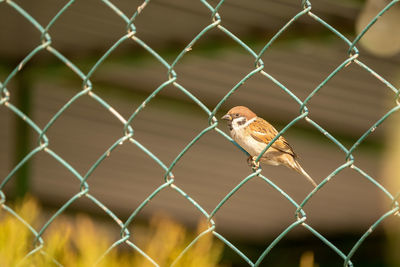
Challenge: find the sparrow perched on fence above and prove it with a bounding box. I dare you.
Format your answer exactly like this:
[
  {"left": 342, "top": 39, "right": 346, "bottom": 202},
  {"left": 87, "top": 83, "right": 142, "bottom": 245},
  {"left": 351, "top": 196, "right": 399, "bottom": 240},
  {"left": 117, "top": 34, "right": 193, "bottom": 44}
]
[{"left": 221, "top": 106, "right": 317, "bottom": 187}]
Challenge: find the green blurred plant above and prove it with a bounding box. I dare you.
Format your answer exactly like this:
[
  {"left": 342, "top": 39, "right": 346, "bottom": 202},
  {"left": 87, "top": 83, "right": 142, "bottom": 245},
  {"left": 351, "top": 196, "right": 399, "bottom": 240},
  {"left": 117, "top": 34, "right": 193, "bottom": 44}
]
[{"left": 0, "top": 197, "right": 226, "bottom": 266}]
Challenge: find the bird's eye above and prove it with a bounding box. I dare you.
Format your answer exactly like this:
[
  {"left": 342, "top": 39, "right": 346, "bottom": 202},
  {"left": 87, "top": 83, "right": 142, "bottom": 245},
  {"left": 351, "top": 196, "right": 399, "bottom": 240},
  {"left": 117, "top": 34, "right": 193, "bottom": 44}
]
[{"left": 235, "top": 113, "right": 239, "bottom": 117}]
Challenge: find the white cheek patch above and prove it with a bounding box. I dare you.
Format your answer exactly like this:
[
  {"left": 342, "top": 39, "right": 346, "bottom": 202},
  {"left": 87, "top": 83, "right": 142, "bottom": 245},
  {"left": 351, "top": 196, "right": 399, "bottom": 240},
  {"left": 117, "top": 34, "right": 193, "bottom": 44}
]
[
  {"left": 231, "top": 118, "right": 244, "bottom": 129},
  {"left": 233, "top": 117, "right": 256, "bottom": 129}
]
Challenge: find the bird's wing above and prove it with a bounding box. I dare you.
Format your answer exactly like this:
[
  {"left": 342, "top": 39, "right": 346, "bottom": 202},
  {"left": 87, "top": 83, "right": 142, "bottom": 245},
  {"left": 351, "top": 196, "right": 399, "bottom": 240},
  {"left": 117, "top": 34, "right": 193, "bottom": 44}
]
[{"left": 248, "top": 118, "right": 297, "bottom": 158}]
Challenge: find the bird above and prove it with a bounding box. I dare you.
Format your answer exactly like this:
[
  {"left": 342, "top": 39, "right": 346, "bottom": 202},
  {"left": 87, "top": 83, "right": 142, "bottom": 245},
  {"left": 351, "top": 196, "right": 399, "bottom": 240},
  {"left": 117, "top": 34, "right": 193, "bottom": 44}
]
[{"left": 221, "top": 106, "right": 317, "bottom": 187}]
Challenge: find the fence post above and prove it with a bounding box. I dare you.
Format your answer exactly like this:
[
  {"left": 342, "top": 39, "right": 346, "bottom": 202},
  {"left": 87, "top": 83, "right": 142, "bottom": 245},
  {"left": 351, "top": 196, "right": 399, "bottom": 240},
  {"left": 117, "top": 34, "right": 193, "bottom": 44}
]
[
  {"left": 382, "top": 73, "right": 400, "bottom": 267},
  {"left": 13, "top": 68, "right": 32, "bottom": 198}
]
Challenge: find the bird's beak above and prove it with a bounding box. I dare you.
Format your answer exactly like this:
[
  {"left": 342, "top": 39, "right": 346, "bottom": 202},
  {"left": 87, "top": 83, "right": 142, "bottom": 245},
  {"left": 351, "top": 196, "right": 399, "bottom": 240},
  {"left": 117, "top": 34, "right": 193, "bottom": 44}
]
[{"left": 221, "top": 114, "right": 232, "bottom": 121}]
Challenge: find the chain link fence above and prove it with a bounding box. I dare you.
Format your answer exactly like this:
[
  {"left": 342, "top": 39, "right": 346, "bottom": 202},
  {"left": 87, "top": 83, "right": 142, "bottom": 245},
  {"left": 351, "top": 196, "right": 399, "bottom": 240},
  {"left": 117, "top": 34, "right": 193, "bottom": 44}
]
[{"left": 1, "top": 0, "right": 400, "bottom": 266}]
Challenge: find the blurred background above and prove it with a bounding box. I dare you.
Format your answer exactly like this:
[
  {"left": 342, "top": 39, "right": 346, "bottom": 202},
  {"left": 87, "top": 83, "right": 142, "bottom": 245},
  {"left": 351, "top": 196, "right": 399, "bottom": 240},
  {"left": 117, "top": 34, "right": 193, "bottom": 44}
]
[{"left": 1, "top": 0, "right": 400, "bottom": 266}]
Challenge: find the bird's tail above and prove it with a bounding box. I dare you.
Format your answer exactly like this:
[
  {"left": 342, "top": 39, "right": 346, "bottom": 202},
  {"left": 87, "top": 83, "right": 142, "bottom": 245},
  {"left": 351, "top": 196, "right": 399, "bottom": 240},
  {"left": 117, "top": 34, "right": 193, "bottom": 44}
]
[{"left": 292, "top": 159, "right": 318, "bottom": 188}]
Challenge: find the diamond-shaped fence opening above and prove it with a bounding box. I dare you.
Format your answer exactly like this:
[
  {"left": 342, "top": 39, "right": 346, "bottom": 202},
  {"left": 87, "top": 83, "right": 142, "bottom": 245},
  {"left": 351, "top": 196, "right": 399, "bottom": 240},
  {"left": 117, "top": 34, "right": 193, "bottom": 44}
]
[{"left": 1, "top": 0, "right": 400, "bottom": 266}]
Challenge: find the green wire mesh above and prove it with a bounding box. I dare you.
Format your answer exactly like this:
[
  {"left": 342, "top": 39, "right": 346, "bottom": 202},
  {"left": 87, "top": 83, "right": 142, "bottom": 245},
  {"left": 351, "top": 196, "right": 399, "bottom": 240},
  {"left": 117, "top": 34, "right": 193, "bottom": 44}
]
[{"left": 1, "top": 0, "right": 400, "bottom": 266}]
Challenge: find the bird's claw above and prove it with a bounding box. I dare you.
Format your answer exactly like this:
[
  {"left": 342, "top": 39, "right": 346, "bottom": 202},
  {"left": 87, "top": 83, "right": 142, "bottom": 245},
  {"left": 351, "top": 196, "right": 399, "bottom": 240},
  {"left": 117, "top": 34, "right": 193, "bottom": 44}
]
[
  {"left": 247, "top": 156, "right": 260, "bottom": 170},
  {"left": 246, "top": 156, "right": 253, "bottom": 166}
]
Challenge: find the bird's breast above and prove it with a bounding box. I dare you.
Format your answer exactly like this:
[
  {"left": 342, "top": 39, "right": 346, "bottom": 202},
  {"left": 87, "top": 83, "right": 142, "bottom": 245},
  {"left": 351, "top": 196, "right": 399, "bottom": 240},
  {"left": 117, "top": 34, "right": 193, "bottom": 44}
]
[{"left": 230, "top": 127, "right": 266, "bottom": 157}]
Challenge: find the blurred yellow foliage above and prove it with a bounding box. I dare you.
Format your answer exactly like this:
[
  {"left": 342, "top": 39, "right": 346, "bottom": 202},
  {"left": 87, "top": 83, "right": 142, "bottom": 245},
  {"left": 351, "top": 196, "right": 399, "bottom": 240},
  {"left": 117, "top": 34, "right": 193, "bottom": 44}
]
[{"left": 0, "top": 197, "right": 225, "bottom": 267}]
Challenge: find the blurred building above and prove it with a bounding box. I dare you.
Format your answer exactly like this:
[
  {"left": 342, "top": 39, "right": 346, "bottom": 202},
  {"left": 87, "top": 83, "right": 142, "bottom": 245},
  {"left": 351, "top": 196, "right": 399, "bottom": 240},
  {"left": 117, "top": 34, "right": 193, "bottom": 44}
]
[{"left": 1, "top": 0, "right": 399, "bottom": 265}]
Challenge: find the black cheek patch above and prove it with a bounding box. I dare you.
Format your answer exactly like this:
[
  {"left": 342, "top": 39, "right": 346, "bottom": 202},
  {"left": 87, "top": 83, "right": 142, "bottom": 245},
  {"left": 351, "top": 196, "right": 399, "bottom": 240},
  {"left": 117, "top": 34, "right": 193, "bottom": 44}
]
[{"left": 237, "top": 119, "right": 246, "bottom": 126}]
